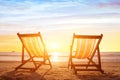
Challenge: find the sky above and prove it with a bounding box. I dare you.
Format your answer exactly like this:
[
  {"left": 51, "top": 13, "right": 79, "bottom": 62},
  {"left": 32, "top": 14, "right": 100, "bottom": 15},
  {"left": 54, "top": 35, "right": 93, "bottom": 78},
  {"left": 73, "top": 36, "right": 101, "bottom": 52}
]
[{"left": 0, "top": 0, "right": 120, "bottom": 52}]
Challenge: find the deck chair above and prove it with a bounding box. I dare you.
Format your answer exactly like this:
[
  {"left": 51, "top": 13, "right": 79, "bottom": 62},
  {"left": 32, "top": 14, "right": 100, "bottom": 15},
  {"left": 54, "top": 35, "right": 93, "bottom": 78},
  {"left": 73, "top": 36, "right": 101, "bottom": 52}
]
[
  {"left": 15, "top": 32, "right": 52, "bottom": 72},
  {"left": 68, "top": 33, "right": 104, "bottom": 74}
]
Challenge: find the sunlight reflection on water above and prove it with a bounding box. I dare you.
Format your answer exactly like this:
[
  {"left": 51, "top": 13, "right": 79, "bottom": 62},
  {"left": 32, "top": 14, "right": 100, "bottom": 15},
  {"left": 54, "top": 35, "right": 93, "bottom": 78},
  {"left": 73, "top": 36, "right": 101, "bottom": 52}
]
[{"left": 50, "top": 52, "right": 59, "bottom": 62}]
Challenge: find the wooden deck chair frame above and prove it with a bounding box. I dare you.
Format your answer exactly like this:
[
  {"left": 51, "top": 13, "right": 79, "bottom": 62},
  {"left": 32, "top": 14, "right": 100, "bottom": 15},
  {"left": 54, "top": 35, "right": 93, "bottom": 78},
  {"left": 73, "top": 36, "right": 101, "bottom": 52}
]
[
  {"left": 68, "top": 33, "right": 104, "bottom": 74},
  {"left": 15, "top": 32, "right": 52, "bottom": 72}
]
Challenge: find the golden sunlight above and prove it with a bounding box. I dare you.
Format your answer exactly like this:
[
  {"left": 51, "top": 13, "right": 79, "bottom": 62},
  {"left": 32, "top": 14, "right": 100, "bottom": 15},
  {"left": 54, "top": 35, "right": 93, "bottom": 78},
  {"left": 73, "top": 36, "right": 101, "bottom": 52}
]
[
  {"left": 51, "top": 52, "right": 59, "bottom": 62},
  {"left": 50, "top": 42, "right": 58, "bottom": 50},
  {"left": 47, "top": 42, "right": 60, "bottom": 62},
  {"left": 47, "top": 42, "right": 60, "bottom": 52}
]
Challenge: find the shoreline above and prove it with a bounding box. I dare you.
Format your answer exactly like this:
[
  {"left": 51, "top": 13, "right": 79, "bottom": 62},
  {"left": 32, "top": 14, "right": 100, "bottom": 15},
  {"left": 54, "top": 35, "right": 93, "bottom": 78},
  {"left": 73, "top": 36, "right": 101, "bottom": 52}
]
[{"left": 0, "top": 52, "right": 120, "bottom": 63}]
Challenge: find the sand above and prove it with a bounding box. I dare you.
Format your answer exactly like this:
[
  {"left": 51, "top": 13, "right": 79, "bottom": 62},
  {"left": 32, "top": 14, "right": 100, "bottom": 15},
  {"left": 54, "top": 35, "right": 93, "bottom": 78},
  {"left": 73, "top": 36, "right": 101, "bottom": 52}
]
[{"left": 0, "top": 61, "right": 120, "bottom": 80}]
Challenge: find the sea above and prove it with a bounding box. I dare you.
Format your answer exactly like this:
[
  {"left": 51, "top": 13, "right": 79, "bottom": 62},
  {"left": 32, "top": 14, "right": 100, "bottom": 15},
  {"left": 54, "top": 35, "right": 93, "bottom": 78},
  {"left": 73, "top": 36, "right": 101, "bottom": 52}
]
[{"left": 0, "top": 52, "right": 120, "bottom": 62}]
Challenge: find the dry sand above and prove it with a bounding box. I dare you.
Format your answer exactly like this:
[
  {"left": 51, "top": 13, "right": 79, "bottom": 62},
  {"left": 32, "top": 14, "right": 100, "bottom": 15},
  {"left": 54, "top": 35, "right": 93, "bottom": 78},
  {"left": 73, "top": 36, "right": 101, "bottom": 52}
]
[{"left": 0, "top": 61, "right": 120, "bottom": 80}]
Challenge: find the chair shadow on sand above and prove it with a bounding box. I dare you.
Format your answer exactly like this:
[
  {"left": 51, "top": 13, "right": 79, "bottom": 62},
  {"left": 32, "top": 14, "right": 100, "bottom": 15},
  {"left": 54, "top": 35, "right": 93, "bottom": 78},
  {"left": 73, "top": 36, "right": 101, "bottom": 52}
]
[
  {"left": 0, "top": 68, "right": 51, "bottom": 80},
  {"left": 76, "top": 72, "right": 120, "bottom": 80}
]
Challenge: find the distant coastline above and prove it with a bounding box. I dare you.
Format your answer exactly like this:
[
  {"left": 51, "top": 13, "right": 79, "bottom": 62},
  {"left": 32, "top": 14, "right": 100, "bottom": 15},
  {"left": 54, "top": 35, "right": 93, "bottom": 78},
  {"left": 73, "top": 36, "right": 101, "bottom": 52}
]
[{"left": 0, "top": 52, "right": 120, "bottom": 62}]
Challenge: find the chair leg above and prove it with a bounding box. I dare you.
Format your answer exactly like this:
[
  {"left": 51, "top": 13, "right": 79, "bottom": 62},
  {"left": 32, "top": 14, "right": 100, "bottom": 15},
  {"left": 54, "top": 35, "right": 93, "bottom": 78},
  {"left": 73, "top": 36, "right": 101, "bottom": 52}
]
[
  {"left": 47, "top": 58, "right": 52, "bottom": 68},
  {"left": 69, "top": 58, "right": 73, "bottom": 69},
  {"left": 86, "top": 58, "right": 97, "bottom": 69},
  {"left": 15, "top": 57, "right": 44, "bottom": 72},
  {"left": 15, "top": 58, "right": 32, "bottom": 70},
  {"left": 73, "top": 64, "right": 77, "bottom": 74},
  {"left": 100, "top": 70, "right": 104, "bottom": 74},
  {"left": 68, "top": 57, "right": 71, "bottom": 69},
  {"left": 44, "top": 56, "right": 52, "bottom": 68}
]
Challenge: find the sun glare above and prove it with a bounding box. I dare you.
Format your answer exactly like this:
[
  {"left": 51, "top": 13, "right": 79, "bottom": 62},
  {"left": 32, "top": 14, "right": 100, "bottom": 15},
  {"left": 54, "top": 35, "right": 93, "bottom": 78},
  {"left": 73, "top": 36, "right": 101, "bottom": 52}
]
[
  {"left": 52, "top": 52, "right": 58, "bottom": 56},
  {"left": 48, "top": 42, "right": 60, "bottom": 62},
  {"left": 51, "top": 42, "right": 58, "bottom": 50},
  {"left": 51, "top": 52, "right": 59, "bottom": 62}
]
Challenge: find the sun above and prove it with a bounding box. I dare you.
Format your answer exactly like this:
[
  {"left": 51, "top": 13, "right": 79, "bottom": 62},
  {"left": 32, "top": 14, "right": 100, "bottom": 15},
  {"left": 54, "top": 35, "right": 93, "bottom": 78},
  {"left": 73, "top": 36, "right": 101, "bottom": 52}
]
[
  {"left": 46, "top": 42, "right": 60, "bottom": 53},
  {"left": 50, "top": 42, "right": 58, "bottom": 50}
]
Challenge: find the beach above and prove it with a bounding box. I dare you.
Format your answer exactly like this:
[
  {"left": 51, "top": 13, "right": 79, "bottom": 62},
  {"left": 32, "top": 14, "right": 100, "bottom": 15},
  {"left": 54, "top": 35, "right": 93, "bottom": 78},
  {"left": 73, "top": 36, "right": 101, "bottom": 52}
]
[
  {"left": 0, "top": 61, "right": 120, "bottom": 80},
  {"left": 0, "top": 0, "right": 120, "bottom": 80}
]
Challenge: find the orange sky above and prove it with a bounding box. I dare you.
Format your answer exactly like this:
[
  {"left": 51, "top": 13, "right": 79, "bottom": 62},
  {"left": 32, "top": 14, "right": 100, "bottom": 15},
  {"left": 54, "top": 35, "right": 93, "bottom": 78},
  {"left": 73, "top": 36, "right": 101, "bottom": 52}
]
[{"left": 0, "top": 30, "right": 120, "bottom": 53}]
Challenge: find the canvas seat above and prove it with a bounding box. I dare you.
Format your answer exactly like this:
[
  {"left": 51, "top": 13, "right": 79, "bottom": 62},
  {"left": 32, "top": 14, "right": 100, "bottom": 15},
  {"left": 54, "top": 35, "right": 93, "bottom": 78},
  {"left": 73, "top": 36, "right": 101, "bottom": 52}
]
[
  {"left": 15, "top": 32, "right": 52, "bottom": 72},
  {"left": 68, "top": 33, "right": 104, "bottom": 74}
]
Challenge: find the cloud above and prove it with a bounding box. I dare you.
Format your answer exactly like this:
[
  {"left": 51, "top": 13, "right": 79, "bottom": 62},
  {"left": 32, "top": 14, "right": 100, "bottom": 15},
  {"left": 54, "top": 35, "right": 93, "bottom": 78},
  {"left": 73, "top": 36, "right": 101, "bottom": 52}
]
[
  {"left": 98, "top": 0, "right": 120, "bottom": 8},
  {"left": 0, "top": 0, "right": 120, "bottom": 33},
  {"left": 0, "top": 0, "right": 119, "bottom": 19}
]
